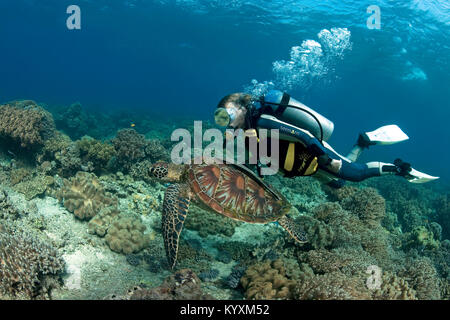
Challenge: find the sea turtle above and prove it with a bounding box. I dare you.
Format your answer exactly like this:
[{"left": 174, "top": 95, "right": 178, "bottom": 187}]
[{"left": 149, "top": 160, "right": 307, "bottom": 269}]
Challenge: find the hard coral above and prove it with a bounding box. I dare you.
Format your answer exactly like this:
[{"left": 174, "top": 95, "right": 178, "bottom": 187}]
[
  {"left": 112, "top": 129, "right": 147, "bottom": 171},
  {"left": 53, "top": 102, "right": 97, "bottom": 139},
  {"left": 145, "top": 139, "right": 169, "bottom": 162},
  {"left": 296, "top": 215, "right": 334, "bottom": 249},
  {"left": 104, "top": 213, "right": 151, "bottom": 254},
  {"left": 402, "top": 257, "right": 441, "bottom": 300},
  {"left": 0, "top": 223, "right": 65, "bottom": 299},
  {"left": 76, "top": 136, "right": 116, "bottom": 173},
  {"left": 88, "top": 207, "right": 120, "bottom": 237},
  {"left": 294, "top": 271, "right": 372, "bottom": 300},
  {"left": 128, "top": 269, "right": 214, "bottom": 300},
  {"left": 0, "top": 189, "right": 23, "bottom": 220},
  {"left": 0, "top": 101, "right": 55, "bottom": 149},
  {"left": 340, "top": 187, "right": 386, "bottom": 228},
  {"left": 435, "top": 194, "right": 450, "bottom": 240},
  {"left": 240, "top": 259, "right": 296, "bottom": 300},
  {"left": 185, "top": 207, "right": 242, "bottom": 238},
  {"left": 373, "top": 271, "right": 417, "bottom": 300},
  {"left": 13, "top": 174, "right": 54, "bottom": 200},
  {"left": 57, "top": 171, "right": 117, "bottom": 220}
]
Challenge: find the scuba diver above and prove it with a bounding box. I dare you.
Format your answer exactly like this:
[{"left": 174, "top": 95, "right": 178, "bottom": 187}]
[{"left": 214, "top": 90, "right": 439, "bottom": 187}]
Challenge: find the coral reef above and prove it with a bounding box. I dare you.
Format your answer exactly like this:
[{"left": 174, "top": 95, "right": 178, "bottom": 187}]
[
  {"left": 185, "top": 207, "right": 242, "bottom": 238},
  {"left": 76, "top": 136, "right": 116, "bottom": 173},
  {"left": 0, "top": 223, "right": 65, "bottom": 299},
  {"left": 111, "top": 129, "right": 169, "bottom": 173},
  {"left": 112, "top": 129, "right": 147, "bottom": 171},
  {"left": 104, "top": 213, "right": 151, "bottom": 254},
  {"left": 127, "top": 269, "right": 214, "bottom": 300},
  {"left": 402, "top": 257, "right": 441, "bottom": 300},
  {"left": 37, "top": 131, "right": 85, "bottom": 177},
  {"left": 362, "top": 176, "right": 435, "bottom": 232},
  {"left": 435, "top": 194, "right": 450, "bottom": 240},
  {"left": 0, "top": 189, "right": 23, "bottom": 220},
  {"left": 145, "top": 139, "right": 170, "bottom": 162},
  {"left": 294, "top": 270, "right": 372, "bottom": 300},
  {"left": 224, "top": 264, "right": 247, "bottom": 289},
  {"left": 0, "top": 101, "right": 55, "bottom": 149},
  {"left": 405, "top": 226, "right": 440, "bottom": 250},
  {"left": 12, "top": 174, "right": 54, "bottom": 200},
  {"left": 0, "top": 99, "right": 447, "bottom": 301},
  {"left": 52, "top": 102, "right": 98, "bottom": 140},
  {"left": 87, "top": 207, "right": 120, "bottom": 237},
  {"left": 198, "top": 269, "right": 220, "bottom": 282},
  {"left": 340, "top": 187, "right": 386, "bottom": 228},
  {"left": 373, "top": 271, "right": 417, "bottom": 300},
  {"left": 240, "top": 259, "right": 296, "bottom": 300},
  {"left": 57, "top": 171, "right": 117, "bottom": 220},
  {"left": 296, "top": 215, "right": 334, "bottom": 249}
]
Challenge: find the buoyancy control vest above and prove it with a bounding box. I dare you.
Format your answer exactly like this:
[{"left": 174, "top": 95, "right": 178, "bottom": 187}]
[{"left": 256, "top": 90, "right": 335, "bottom": 142}]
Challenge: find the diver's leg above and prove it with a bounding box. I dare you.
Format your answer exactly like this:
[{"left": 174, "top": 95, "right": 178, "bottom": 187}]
[
  {"left": 346, "top": 133, "right": 373, "bottom": 162},
  {"left": 332, "top": 161, "right": 384, "bottom": 182},
  {"left": 347, "top": 126, "right": 410, "bottom": 162},
  {"left": 336, "top": 160, "right": 410, "bottom": 182}
]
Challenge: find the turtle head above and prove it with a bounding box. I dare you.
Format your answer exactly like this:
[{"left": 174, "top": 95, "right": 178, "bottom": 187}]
[{"left": 150, "top": 161, "right": 184, "bottom": 182}]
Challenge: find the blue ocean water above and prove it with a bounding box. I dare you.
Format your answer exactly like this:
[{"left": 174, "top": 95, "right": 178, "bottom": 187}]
[{"left": 1, "top": 0, "right": 449, "bottom": 182}]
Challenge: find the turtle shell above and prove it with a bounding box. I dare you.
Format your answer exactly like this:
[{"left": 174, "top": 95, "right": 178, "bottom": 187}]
[{"left": 188, "top": 163, "right": 291, "bottom": 223}]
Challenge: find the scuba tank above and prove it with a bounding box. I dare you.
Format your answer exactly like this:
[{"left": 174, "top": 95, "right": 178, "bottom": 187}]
[{"left": 260, "top": 90, "right": 334, "bottom": 142}]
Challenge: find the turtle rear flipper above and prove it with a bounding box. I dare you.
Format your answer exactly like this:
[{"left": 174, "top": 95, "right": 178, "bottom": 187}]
[
  {"left": 278, "top": 215, "right": 308, "bottom": 243},
  {"left": 162, "top": 183, "right": 191, "bottom": 269}
]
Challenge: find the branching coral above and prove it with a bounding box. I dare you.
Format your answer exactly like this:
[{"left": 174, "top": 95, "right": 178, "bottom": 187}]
[
  {"left": 37, "top": 132, "right": 83, "bottom": 177},
  {"left": 76, "top": 136, "right": 116, "bottom": 173},
  {"left": 53, "top": 102, "right": 98, "bottom": 139},
  {"left": 296, "top": 215, "right": 334, "bottom": 249},
  {"left": 298, "top": 248, "right": 374, "bottom": 275},
  {"left": 0, "top": 189, "right": 23, "bottom": 220},
  {"left": 57, "top": 171, "right": 117, "bottom": 220},
  {"left": 112, "top": 129, "right": 147, "bottom": 171},
  {"left": 294, "top": 271, "right": 372, "bottom": 300},
  {"left": 0, "top": 223, "right": 65, "bottom": 299},
  {"left": 104, "top": 213, "right": 151, "bottom": 254},
  {"left": 435, "top": 194, "right": 450, "bottom": 240},
  {"left": 145, "top": 139, "right": 169, "bottom": 162},
  {"left": 405, "top": 226, "right": 440, "bottom": 250},
  {"left": 372, "top": 271, "right": 417, "bottom": 300},
  {"left": 0, "top": 101, "right": 55, "bottom": 149},
  {"left": 13, "top": 174, "right": 54, "bottom": 200},
  {"left": 324, "top": 185, "right": 358, "bottom": 202},
  {"left": 340, "top": 187, "right": 386, "bottom": 228},
  {"left": 402, "top": 257, "right": 441, "bottom": 300}
]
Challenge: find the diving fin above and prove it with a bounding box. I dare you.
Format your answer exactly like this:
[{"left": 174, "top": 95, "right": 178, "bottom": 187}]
[
  {"left": 364, "top": 125, "right": 409, "bottom": 146},
  {"left": 406, "top": 167, "right": 439, "bottom": 184}
]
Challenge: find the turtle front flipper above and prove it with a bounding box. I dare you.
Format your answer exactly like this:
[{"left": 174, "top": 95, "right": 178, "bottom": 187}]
[
  {"left": 162, "top": 183, "right": 191, "bottom": 269},
  {"left": 278, "top": 215, "right": 308, "bottom": 243}
]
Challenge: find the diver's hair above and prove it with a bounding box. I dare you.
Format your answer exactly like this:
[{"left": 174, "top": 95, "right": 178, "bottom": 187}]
[{"left": 217, "top": 93, "right": 253, "bottom": 110}]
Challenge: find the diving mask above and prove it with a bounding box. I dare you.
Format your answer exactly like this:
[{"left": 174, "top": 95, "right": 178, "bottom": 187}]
[{"left": 214, "top": 107, "right": 238, "bottom": 127}]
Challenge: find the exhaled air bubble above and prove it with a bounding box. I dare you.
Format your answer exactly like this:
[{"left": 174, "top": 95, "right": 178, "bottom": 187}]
[{"left": 244, "top": 27, "right": 352, "bottom": 95}]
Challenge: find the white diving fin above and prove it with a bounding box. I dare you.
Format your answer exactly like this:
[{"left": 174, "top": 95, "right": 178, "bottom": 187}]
[
  {"left": 365, "top": 125, "right": 409, "bottom": 146},
  {"left": 406, "top": 167, "right": 439, "bottom": 184}
]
